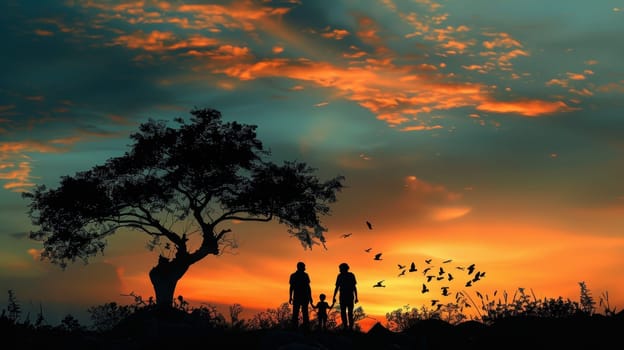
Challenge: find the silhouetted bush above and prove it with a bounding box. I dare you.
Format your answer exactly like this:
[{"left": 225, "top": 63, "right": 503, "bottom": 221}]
[{"left": 1, "top": 282, "right": 623, "bottom": 349}]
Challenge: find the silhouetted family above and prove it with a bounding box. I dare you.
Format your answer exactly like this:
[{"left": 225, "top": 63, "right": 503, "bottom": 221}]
[{"left": 288, "top": 261, "right": 358, "bottom": 331}]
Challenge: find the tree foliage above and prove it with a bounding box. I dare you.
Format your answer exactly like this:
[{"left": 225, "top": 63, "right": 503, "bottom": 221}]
[{"left": 23, "top": 107, "right": 345, "bottom": 305}]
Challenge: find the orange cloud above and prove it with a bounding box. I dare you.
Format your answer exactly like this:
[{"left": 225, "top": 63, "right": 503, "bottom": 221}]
[
  {"left": 50, "top": 136, "right": 82, "bottom": 145},
  {"left": 0, "top": 141, "right": 64, "bottom": 154},
  {"left": 596, "top": 82, "right": 624, "bottom": 93},
  {"left": 217, "top": 58, "right": 289, "bottom": 81},
  {"left": 376, "top": 112, "right": 409, "bottom": 125},
  {"left": 112, "top": 30, "right": 218, "bottom": 51},
  {"left": 211, "top": 45, "right": 251, "bottom": 59},
  {"left": 0, "top": 128, "right": 122, "bottom": 192},
  {"left": 402, "top": 12, "right": 431, "bottom": 37},
  {"left": 215, "top": 57, "right": 581, "bottom": 122},
  {"left": 186, "top": 45, "right": 252, "bottom": 60},
  {"left": 0, "top": 161, "right": 34, "bottom": 192},
  {"left": 27, "top": 248, "right": 41, "bottom": 260},
  {"left": 108, "top": 114, "right": 136, "bottom": 125},
  {"left": 0, "top": 141, "right": 64, "bottom": 192},
  {"left": 432, "top": 206, "right": 472, "bottom": 221},
  {"left": 476, "top": 99, "right": 574, "bottom": 117},
  {"left": 404, "top": 175, "right": 461, "bottom": 201},
  {"left": 34, "top": 29, "right": 54, "bottom": 36},
  {"left": 216, "top": 80, "right": 236, "bottom": 90},
  {"left": 395, "top": 176, "right": 470, "bottom": 221},
  {"left": 566, "top": 72, "right": 586, "bottom": 80},
  {"left": 400, "top": 124, "right": 443, "bottom": 131},
  {"left": 416, "top": 0, "right": 443, "bottom": 11},
  {"left": 569, "top": 88, "right": 593, "bottom": 97},
  {"left": 482, "top": 32, "right": 522, "bottom": 49},
  {"left": 546, "top": 79, "right": 568, "bottom": 88},
  {"left": 176, "top": 2, "right": 291, "bottom": 31},
  {"left": 76, "top": 0, "right": 581, "bottom": 126},
  {"left": 321, "top": 28, "right": 350, "bottom": 40},
  {"left": 354, "top": 14, "right": 383, "bottom": 47},
  {"left": 497, "top": 48, "right": 529, "bottom": 64},
  {"left": 75, "top": 0, "right": 292, "bottom": 32},
  {"left": 462, "top": 64, "right": 487, "bottom": 73}
]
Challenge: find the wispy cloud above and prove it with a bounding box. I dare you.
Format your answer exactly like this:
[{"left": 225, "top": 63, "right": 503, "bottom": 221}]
[
  {"left": 0, "top": 127, "right": 122, "bottom": 192},
  {"left": 40, "top": 0, "right": 588, "bottom": 130},
  {"left": 400, "top": 175, "right": 471, "bottom": 221},
  {"left": 476, "top": 99, "right": 575, "bottom": 117},
  {"left": 0, "top": 141, "right": 65, "bottom": 192}
]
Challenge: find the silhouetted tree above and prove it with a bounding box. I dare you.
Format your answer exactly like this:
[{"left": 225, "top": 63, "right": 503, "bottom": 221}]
[
  {"left": 23, "top": 107, "right": 345, "bottom": 309},
  {"left": 88, "top": 302, "right": 135, "bottom": 332},
  {"left": 6, "top": 290, "right": 21, "bottom": 323},
  {"left": 229, "top": 303, "right": 246, "bottom": 328},
  {"left": 579, "top": 281, "right": 595, "bottom": 315},
  {"left": 247, "top": 302, "right": 292, "bottom": 330},
  {"left": 57, "top": 314, "right": 84, "bottom": 333}
]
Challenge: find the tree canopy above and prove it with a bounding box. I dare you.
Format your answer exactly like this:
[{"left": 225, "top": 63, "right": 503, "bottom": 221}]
[{"left": 23, "top": 107, "right": 345, "bottom": 305}]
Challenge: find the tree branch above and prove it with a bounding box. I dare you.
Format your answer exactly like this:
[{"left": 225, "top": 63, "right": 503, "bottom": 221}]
[{"left": 136, "top": 205, "right": 184, "bottom": 248}]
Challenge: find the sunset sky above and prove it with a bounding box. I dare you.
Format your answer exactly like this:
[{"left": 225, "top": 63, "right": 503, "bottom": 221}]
[{"left": 1, "top": 0, "right": 624, "bottom": 330}]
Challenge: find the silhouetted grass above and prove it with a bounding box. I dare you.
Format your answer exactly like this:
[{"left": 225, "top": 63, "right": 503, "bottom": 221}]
[{"left": 2, "top": 282, "right": 622, "bottom": 349}]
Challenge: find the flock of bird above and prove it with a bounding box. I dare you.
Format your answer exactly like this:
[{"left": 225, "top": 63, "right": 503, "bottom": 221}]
[{"left": 339, "top": 220, "right": 487, "bottom": 309}]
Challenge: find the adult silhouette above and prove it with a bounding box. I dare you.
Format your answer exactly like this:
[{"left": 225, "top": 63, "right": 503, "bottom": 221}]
[
  {"left": 332, "top": 262, "right": 358, "bottom": 330},
  {"left": 289, "top": 261, "right": 313, "bottom": 330}
]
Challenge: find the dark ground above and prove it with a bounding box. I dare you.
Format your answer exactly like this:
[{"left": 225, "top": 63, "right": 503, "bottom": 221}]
[{"left": 5, "top": 313, "right": 623, "bottom": 349}]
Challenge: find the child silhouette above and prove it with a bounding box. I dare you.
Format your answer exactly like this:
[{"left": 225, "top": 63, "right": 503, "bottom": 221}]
[{"left": 312, "top": 293, "right": 335, "bottom": 330}]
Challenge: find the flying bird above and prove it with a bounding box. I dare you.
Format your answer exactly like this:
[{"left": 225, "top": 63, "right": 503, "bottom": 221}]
[
  {"left": 472, "top": 271, "right": 485, "bottom": 282},
  {"left": 373, "top": 280, "right": 386, "bottom": 288},
  {"left": 425, "top": 259, "right": 432, "bottom": 264},
  {"left": 467, "top": 264, "right": 476, "bottom": 275},
  {"left": 398, "top": 269, "right": 406, "bottom": 277},
  {"left": 442, "top": 259, "right": 452, "bottom": 264},
  {"left": 439, "top": 267, "right": 445, "bottom": 275},
  {"left": 423, "top": 267, "right": 432, "bottom": 274},
  {"left": 397, "top": 264, "right": 406, "bottom": 269},
  {"left": 340, "top": 233, "right": 353, "bottom": 238},
  {"left": 465, "top": 280, "right": 473, "bottom": 287},
  {"left": 366, "top": 221, "right": 373, "bottom": 230},
  {"left": 364, "top": 248, "right": 372, "bottom": 253},
  {"left": 422, "top": 284, "right": 430, "bottom": 293},
  {"left": 374, "top": 253, "right": 383, "bottom": 260},
  {"left": 447, "top": 273, "right": 454, "bottom": 281},
  {"left": 431, "top": 299, "right": 439, "bottom": 306},
  {"left": 409, "top": 262, "right": 417, "bottom": 272},
  {"left": 426, "top": 275, "right": 435, "bottom": 282},
  {"left": 441, "top": 286, "right": 450, "bottom": 296}
]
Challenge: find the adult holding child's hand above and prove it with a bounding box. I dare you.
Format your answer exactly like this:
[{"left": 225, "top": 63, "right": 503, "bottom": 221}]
[
  {"left": 332, "top": 262, "right": 358, "bottom": 330},
  {"left": 289, "top": 261, "right": 313, "bottom": 331}
]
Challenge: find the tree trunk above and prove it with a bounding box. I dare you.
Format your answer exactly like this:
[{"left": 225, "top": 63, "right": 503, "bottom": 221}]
[{"left": 149, "top": 255, "right": 191, "bottom": 308}]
